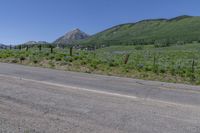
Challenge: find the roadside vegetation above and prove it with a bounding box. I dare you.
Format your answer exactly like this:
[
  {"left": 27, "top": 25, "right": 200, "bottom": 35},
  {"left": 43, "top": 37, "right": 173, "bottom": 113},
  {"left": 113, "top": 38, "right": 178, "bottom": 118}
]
[{"left": 0, "top": 42, "right": 200, "bottom": 85}]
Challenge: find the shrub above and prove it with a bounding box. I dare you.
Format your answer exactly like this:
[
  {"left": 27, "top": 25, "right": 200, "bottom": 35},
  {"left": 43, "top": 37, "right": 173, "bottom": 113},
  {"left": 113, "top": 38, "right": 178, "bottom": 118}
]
[
  {"left": 33, "top": 59, "right": 38, "bottom": 64},
  {"left": 144, "top": 66, "right": 152, "bottom": 71},
  {"left": 48, "top": 55, "right": 55, "bottom": 60},
  {"left": 80, "top": 60, "right": 87, "bottom": 65},
  {"left": 48, "top": 61, "right": 55, "bottom": 68},
  {"left": 137, "top": 64, "right": 144, "bottom": 70},
  {"left": 90, "top": 59, "right": 101, "bottom": 69},
  {"left": 154, "top": 39, "right": 171, "bottom": 48},
  {"left": 19, "top": 56, "right": 26, "bottom": 63},
  {"left": 64, "top": 56, "right": 73, "bottom": 62},
  {"left": 135, "top": 46, "right": 143, "bottom": 50},
  {"left": 159, "top": 68, "right": 166, "bottom": 73},
  {"left": 170, "top": 68, "right": 176, "bottom": 76},
  {"left": 176, "top": 41, "right": 185, "bottom": 45},
  {"left": 108, "top": 59, "right": 118, "bottom": 67},
  {"left": 55, "top": 56, "right": 62, "bottom": 61},
  {"left": 11, "top": 59, "right": 18, "bottom": 63}
]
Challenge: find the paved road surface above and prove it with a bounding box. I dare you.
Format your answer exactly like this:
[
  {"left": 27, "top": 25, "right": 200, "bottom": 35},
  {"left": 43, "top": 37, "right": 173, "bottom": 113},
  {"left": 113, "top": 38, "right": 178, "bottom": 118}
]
[{"left": 0, "top": 63, "right": 200, "bottom": 133}]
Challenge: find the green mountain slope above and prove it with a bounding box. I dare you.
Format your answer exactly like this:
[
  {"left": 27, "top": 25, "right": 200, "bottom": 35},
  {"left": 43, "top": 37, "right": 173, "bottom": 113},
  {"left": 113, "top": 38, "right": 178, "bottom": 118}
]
[{"left": 77, "top": 15, "right": 200, "bottom": 46}]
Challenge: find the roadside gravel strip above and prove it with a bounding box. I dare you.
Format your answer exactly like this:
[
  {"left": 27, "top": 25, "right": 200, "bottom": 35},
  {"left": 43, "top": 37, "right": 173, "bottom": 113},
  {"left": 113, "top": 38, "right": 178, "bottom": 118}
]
[{"left": 0, "top": 76, "right": 200, "bottom": 133}]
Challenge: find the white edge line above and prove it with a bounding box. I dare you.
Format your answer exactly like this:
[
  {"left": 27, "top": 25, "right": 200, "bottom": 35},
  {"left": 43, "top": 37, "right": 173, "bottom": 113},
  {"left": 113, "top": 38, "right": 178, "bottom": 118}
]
[
  {"left": 0, "top": 74, "right": 200, "bottom": 109},
  {"left": 0, "top": 74, "right": 137, "bottom": 99},
  {"left": 26, "top": 79, "right": 138, "bottom": 100}
]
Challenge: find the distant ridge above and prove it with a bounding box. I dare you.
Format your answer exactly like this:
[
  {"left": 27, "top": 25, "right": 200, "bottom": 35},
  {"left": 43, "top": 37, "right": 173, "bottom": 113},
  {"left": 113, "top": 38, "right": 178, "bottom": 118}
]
[
  {"left": 77, "top": 15, "right": 200, "bottom": 46},
  {"left": 0, "top": 43, "right": 8, "bottom": 49},
  {"left": 23, "top": 41, "right": 49, "bottom": 45},
  {"left": 91, "top": 15, "right": 193, "bottom": 35},
  {"left": 168, "top": 15, "right": 192, "bottom": 21}
]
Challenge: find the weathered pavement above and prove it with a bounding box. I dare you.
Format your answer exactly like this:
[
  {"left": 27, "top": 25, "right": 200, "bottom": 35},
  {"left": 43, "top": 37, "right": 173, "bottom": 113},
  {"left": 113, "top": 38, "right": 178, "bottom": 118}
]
[{"left": 0, "top": 63, "right": 200, "bottom": 133}]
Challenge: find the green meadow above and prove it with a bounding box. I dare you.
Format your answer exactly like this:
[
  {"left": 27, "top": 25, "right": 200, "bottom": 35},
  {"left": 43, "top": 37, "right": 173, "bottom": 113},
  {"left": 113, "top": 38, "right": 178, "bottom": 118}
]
[{"left": 0, "top": 43, "right": 200, "bottom": 85}]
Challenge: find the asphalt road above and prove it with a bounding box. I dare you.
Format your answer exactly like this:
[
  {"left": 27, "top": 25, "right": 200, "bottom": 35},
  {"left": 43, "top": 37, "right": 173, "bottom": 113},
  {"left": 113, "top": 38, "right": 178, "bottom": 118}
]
[{"left": 0, "top": 63, "right": 200, "bottom": 133}]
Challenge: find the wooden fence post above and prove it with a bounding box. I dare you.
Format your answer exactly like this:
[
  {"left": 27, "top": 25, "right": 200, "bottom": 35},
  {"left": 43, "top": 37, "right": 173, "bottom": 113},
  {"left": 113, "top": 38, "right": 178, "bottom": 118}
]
[
  {"left": 124, "top": 54, "right": 130, "bottom": 64},
  {"left": 70, "top": 47, "right": 73, "bottom": 56},
  {"left": 39, "top": 45, "right": 42, "bottom": 51},
  {"left": 191, "top": 59, "right": 195, "bottom": 82},
  {"left": 26, "top": 45, "right": 29, "bottom": 51},
  {"left": 51, "top": 46, "right": 54, "bottom": 53}
]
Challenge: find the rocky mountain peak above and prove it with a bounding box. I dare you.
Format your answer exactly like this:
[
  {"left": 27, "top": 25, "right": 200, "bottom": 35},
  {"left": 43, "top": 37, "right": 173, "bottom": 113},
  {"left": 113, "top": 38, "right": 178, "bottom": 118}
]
[{"left": 54, "top": 28, "right": 89, "bottom": 45}]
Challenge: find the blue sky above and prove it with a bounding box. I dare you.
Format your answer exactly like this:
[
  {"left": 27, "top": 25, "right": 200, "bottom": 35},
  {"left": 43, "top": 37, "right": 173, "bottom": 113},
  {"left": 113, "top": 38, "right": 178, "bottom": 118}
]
[{"left": 0, "top": 0, "right": 200, "bottom": 44}]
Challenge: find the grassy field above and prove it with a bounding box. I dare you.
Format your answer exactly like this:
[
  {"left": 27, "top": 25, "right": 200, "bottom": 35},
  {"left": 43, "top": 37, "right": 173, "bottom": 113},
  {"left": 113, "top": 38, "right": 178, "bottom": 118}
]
[{"left": 0, "top": 43, "right": 200, "bottom": 85}]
